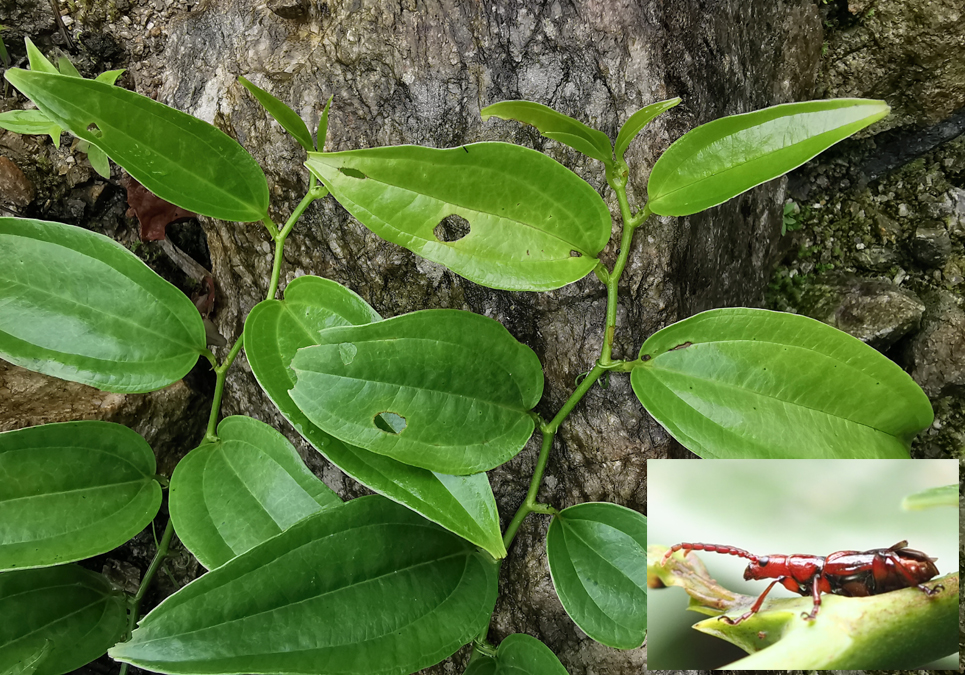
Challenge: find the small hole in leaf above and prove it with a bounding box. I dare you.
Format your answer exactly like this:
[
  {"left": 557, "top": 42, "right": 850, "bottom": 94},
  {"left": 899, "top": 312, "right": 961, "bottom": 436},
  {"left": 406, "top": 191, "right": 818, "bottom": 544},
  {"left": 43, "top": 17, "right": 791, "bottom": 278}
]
[
  {"left": 338, "top": 167, "right": 367, "bottom": 179},
  {"left": 374, "top": 412, "right": 407, "bottom": 434},
  {"left": 87, "top": 123, "right": 103, "bottom": 138},
  {"left": 434, "top": 214, "right": 471, "bottom": 243},
  {"left": 570, "top": 250, "right": 582, "bottom": 257}
]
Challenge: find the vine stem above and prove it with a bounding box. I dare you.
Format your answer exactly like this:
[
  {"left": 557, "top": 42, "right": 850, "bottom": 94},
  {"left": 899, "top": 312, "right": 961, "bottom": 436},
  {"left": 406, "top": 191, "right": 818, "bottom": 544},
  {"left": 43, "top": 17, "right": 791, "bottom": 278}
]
[
  {"left": 203, "top": 179, "right": 327, "bottom": 444},
  {"left": 474, "top": 167, "right": 649, "bottom": 650},
  {"left": 118, "top": 517, "right": 175, "bottom": 675}
]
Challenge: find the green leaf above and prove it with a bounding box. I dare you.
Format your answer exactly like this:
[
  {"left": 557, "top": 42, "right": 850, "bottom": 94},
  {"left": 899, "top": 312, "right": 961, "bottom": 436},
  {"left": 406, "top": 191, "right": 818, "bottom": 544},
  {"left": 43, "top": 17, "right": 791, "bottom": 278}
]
[
  {"left": 93, "top": 69, "right": 125, "bottom": 85},
  {"left": 480, "top": 100, "right": 613, "bottom": 165},
  {"left": 1, "top": 640, "right": 51, "bottom": 675},
  {"left": 55, "top": 57, "right": 80, "bottom": 78},
  {"left": 4, "top": 69, "right": 269, "bottom": 222},
  {"left": 238, "top": 75, "right": 314, "bottom": 152},
  {"left": 110, "top": 495, "right": 499, "bottom": 675},
  {"left": 0, "top": 421, "right": 161, "bottom": 570},
  {"left": 0, "top": 217, "right": 206, "bottom": 392},
  {"left": 901, "top": 485, "right": 958, "bottom": 510},
  {"left": 0, "top": 565, "right": 127, "bottom": 675},
  {"left": 24, "top": 38, "right": 57, "bottom": 74},
  {"left": 546, "top": 503, "right": 647, "bottom": 650},
  {"left": 169, "top": 415, "right": 341, "bottom": 570},
  {"left": 630, "top": 308, "right": 932, "bottom": 458},
  {"left": 317, "top": 95, "right": 332, "bottom": 151},
  {"left": 289, "top": 308, "right": 543, "bottom": 475},
  {"left": 466, "top": 635, "right": 569, "bottom": 675},
  {"left": 306, "top": 143, "right": 611, "bottom": 291},
  {"left": 0, "top": 110, "right": 62, "bottom": 146},
  {"left": 243, "top": 275, "right": 507, "bottom": 558},
  {"left": 85, "top": 142, "right": 110, "bottom": 178},
  {"left": 614, "top": 98, "right": 680, "bottom": 163},
  {"left": 463, "top": 654, "right": 498, "bottom": 675},
  {"left": 647, "top": 99, "right": 890, "bottom": 216}
]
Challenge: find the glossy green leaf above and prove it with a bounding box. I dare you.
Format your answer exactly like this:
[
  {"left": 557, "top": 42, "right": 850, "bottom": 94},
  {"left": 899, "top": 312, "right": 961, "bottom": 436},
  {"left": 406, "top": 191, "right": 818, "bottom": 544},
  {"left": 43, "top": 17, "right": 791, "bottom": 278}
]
[
  {"left": 85, "top": 142, "right": 110, "bottom": 178},
  {"left": 465, "top": 635, "right": 569, "bottom": 675},
  {"left": 110, "top": 495, "right": 499, "bottom": 675},
  {"left": 306, "top": 143, "right": 610, "bottom": 291},
  {"left": 169, "top": 415, "right": 341, "bottom": 570},
  {"left": 317, "top": 95, "right": 332, "bottom": 151},
  {"left": 244, "top": 275, "right": 507, "bottom": 558},
  {"left": 647, "top": 99, "right": 890, "bottom": 216},
  {"left": 0, "top": 218, "right": 205, "bottom": 392},
  {"left": 614, "top": 98, "right": 680, "bottom": 163},
  {"left": 24, "top": 38, "right": 57, "bottom": 74},
  {"left": 93, "top": 69, "right": 125, "bottom": 85},
  {"left": 239, "top": 75, "right": 314, "bottom": 152},
  {"left": 463, "top": 655, "right": 498, "bottom": 675},
  {"left": 55, "top": 57, "right": 80, "bottom": 78},
  {"left": 0, "top": 110, "right": 61, "bottom": 146},
  {"left": 481, "top": 100, "right": 613, "bottom": 165},
  {"left": 0, "top": 421, "right": 161, "bottom": 570},
  {"left": 0, "top": 565, "right": 127, "bottom": 675},
  {"left": 4, "top": 69, "right": 269, "bottom": 222},
  {"left": 290, "top": 308, "right": 543, "bottom": 475},
  {"left": 1, "top": 640, "right": 50, "bottom": 675},
  {"left": 546, "top": 503, "right": 647, "bottom": 650},
  {"left": 630, "top": 308, "right": 932, "bottom": 458}
]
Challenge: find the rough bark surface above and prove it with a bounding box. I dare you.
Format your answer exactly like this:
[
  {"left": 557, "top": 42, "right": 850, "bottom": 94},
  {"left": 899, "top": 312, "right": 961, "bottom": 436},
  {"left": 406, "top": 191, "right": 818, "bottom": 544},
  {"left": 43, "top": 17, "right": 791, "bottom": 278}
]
[
  {"left": 1, "top": 0, "right": 823, "bottom": 672},
  {"left": 146, "top": 1, "right": 820, "bottom": 672}
]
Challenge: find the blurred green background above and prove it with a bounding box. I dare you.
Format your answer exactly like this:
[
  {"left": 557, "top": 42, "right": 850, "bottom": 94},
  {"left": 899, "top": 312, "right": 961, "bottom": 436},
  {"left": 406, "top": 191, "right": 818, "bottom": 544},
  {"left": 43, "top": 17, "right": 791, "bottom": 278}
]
[{"left": 646, "top": 459, "right": 959, "bottom": 669}]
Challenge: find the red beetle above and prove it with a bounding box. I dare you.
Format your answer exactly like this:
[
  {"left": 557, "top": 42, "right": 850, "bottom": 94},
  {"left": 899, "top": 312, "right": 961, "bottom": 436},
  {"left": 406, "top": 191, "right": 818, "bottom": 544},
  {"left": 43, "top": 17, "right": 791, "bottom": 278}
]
[{"left": 662, "top": 540, "right": 942, "bottom": 624}]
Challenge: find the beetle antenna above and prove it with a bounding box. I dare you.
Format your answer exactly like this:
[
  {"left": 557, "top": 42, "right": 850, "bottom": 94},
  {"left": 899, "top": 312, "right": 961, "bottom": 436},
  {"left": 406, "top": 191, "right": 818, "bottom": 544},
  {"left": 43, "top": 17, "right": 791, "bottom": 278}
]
[{"left": 662, "top": 542, "right": 760, "bottom": 563}]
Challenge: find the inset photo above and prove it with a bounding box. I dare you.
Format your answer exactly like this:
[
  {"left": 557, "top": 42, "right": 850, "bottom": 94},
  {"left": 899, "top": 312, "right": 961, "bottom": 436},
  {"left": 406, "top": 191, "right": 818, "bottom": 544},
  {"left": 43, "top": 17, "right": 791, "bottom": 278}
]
[{"left": 646, "top": 459, "right": 958, "bottom": 670}]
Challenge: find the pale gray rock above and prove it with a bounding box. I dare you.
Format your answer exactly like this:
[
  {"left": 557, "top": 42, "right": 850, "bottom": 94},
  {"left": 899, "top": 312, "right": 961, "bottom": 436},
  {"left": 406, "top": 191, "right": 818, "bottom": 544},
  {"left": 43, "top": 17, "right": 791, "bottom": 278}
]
[{"left": 904, "top": 290, "right": 965, "bottom": 398}]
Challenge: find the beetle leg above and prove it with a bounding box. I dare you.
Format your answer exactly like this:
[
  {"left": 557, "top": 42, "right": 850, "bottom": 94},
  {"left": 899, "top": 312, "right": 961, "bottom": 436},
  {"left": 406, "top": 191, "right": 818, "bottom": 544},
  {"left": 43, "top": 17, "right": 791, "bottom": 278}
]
[
  {"left": 917, "top": 583, "right": 943, "bottom": 596},
  {"left": 720, "top": 578, "right": 784, "bottom": 625},
  {"left": 801, "top": 572, "right": 823, "bottom": 621}
]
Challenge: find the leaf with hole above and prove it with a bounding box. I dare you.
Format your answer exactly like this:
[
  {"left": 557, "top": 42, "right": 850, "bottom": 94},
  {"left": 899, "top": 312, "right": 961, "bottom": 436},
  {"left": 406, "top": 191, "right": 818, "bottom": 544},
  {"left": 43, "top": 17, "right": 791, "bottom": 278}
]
[
  {"left": 239, "top": 75, "right": 314, "bottom": 152},
  {"left": 614, "top": 97, "right": 680, "bottom": 163},
  {"left": 0, "top": 421, "right": 161, "bottom": 571},
  {"left": 0, "top": 565, "right": 127, "bottom": 675},
  {"left": 244, "top": 275, "right": 507, "bottom": 558},
  {"left": 481, "top": 99, "right": 613, "bottom": 165},
  {"left": 4, "top": 68, "right": 269, "bottom": 222},
  {"left": 109, "top": 496, "right": 499, "bottom": 675},
  {"left": 630, "top": 308, "right": 932, "bottom": 458},
  {"left": 546, "top": 502, "right": 647, "bottom": 649},
  {"left": 289, "top": 308, "right": 543, "bottom": 475},
  {"left": 306, "top": 142, "right": 610, "bottom": 291},
  {"left": 0, "top": 110, "right": 62, "bottom": 146},
  {"left": 647, "top": 99, "right": 890, "bottom": 216},
  {"left": 169, "top": 415, "right": 342, "bottom": 569},
  {"left": 464, "top": 635, "right": 569, "bottom": 675},
  {"left": 0, "top": 217, "right": 206, "bottom": 392}
]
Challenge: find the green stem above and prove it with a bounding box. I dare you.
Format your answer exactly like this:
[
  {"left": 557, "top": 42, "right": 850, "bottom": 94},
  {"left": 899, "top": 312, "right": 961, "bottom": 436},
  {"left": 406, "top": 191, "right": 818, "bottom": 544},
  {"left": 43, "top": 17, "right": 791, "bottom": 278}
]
[
  {"left": 204, "top": 181, "right": 328, "bottom": 443},
  {"left": 601, "top": 185, "right": 648, "bottom": 366},
  {"left": 119, "top": 516, "right": 175, "bottom": 675},
  {"left": 203, "top": 333, "right": 244, "bottom": 442}
]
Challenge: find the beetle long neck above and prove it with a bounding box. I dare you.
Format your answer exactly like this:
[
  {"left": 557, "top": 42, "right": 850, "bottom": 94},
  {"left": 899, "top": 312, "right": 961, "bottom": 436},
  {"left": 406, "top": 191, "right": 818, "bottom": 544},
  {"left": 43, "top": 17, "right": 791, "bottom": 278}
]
[{"left": 663, "top": 542, "right": 760, "bottom": 563}]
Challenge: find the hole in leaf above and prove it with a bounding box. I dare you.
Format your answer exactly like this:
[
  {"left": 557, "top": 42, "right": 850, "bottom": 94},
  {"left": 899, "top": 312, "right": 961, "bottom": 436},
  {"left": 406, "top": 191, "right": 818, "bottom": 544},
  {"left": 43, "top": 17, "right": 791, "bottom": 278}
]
[
  {"left": 374, "top": 412, "right": 407, "bottom": 434},
  {"left": 338, "top": 167, "right": 367, "bottom": 179},
  {"left": 434, "top": 214, "right": 471, "bottom": 243},
  {"left": 570, "top": 250, "right": 582, "bottom": 257},
  {"left": 87, "top": 123, "right": 103, "bottom": 138}
]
